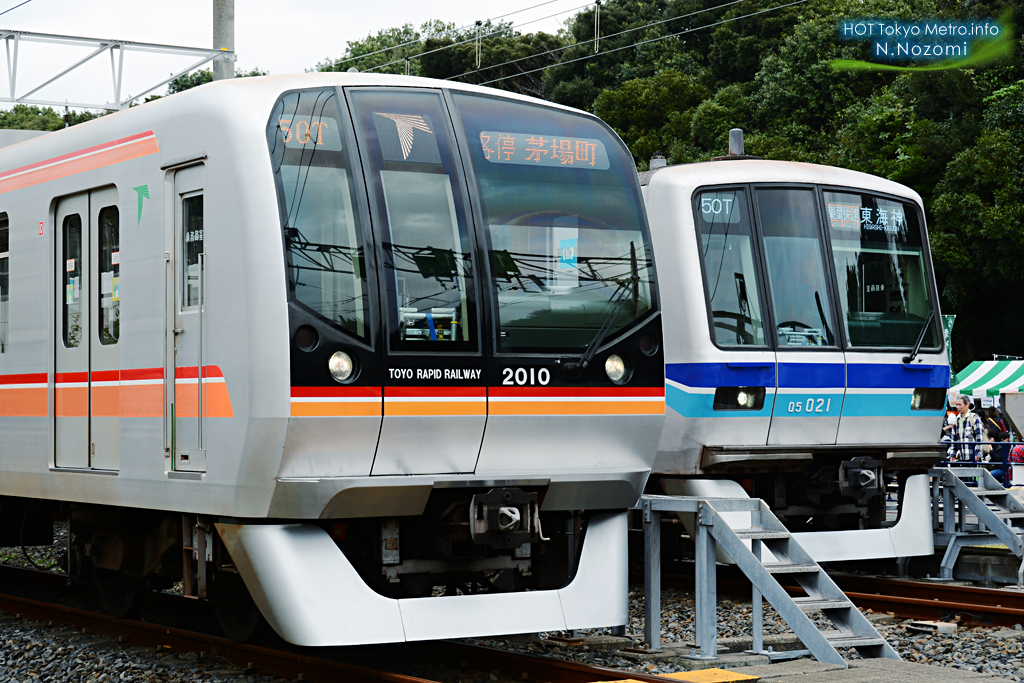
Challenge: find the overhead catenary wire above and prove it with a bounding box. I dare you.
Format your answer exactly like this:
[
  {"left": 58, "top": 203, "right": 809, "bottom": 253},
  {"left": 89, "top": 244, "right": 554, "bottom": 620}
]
[
  {"left": 445, "top": 0, "right": 752, "bottom": 81},
  {"left": 361, "top": 0, "right": 596, "bottom": 74},
  {"left": 0, "top": 0, "right": 32, "bottom": 17},
  {"left": 472, "top": 0, "right": 811, "bottom": 86},
  {"left": 325, "top": 0, "right": 570, "bottom": 70}
]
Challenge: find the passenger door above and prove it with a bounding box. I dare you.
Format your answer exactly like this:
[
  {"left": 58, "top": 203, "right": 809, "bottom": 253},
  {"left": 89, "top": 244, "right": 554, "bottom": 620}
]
[
  {"left": 170, "top": 165, "right": 206, "bottom": 472},
  {"left": 348, "top": 88, "right": 486, "bottom": 475},
  {"left": 754, "top": 187, "right": 844, "bottom": 445},
  {"left": 54, "top": 188, "right": 121, "bottom": 470}
]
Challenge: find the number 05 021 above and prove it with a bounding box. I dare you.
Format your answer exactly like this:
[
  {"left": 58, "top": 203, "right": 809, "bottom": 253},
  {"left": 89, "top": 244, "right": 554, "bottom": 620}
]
[{"left": 787, "top": 398, "right": 831, "bottom": 413}]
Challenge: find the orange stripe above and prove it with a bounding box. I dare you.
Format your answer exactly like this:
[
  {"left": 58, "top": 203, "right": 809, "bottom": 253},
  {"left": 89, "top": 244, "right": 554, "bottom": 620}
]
[
  {"left": 0, "top": 133, "right": 159, "bottom": 195},
  {"left": 489, "top": 399, "right": 665, "bottom": 416},
  {"left": 290, "top": 401, "right": 381, "bottom": 417},
  {"left": 90, "top": 385, "right": 120, "bottom": 417},
  {"left": 121, "top": 383, "right": 162, "bottom": 418},
  {"left": 384, "top": 400, "right": 487, "bottom": 417},
  {"left": 174, "top": 382, "right": 233, "bottom": 418},
  {"left": 0, "top": 387, "right": 47, "bottom": 416},
  {"left": 55, "top": 386, "right": 88, "bottom": 417}
]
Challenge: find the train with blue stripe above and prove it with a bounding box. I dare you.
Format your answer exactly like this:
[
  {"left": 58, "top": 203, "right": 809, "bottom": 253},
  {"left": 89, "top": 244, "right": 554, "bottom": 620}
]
[{"left": 641, "top": 145, "right": 949, "bottom": 533}]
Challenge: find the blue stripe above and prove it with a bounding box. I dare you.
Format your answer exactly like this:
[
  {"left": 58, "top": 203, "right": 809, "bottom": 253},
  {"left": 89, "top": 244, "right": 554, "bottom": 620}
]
[
  {"left": 843, "top": 392, "right": 946, "bottom": 417},
  {"left": 666, "top": 383, "right": 775, "bottom": 418},
  {"left": 666, "top": 362, "right": 775, "bottom": 388},
  {"left": 778, "top": 362, "right": 844, "bottom": 389},
  {"left": 847, "top": 363, "right": 949, "bottom": 389}
]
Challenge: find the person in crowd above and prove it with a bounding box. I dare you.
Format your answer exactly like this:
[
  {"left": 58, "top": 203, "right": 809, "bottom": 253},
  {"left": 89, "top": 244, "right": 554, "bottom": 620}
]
[
  {"left": 986, "top": 427, "right": 1010, "bottom": 483},
  {"left": 953, "top": 394, "right": 985, "bottom": 462},
  {"left": 987, "top": 407, "right": 1009, "bottom": 434}
]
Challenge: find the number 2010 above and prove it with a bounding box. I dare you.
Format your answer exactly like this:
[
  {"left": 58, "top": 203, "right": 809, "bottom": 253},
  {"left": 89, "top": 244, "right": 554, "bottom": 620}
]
[
  {"left": 788, "top": 398, "right": 831, "bottom": 413},
  {"left": 502, "top": 367, "right": 551, "bottom": 386}
]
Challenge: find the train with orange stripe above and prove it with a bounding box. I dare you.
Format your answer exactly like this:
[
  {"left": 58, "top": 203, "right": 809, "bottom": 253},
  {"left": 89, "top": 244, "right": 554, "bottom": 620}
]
[{"left": 0, "top": 74, "right": 665, "bottom": 644}]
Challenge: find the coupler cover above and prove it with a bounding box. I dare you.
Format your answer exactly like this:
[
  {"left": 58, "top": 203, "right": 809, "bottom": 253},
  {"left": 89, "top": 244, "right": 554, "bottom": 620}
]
[{"left": 469, "top": 488, "right": 540, "bottom": 549}]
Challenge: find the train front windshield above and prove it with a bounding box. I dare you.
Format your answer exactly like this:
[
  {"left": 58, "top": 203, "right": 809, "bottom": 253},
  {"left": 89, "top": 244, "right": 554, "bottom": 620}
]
[
  {"left": 825, "top": 191, "right": 938, "bottom": 348},
  {"left": 452, "top": 94, "right": 655, "bottom": 353}
]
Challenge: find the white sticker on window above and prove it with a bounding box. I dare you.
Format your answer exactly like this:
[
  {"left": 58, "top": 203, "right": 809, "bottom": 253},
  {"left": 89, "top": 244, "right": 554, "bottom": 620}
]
[
  {"left": 111, "top": 251, "right": 120, "bottom": 265},
  {"left": 66, "top": 258, "right": 75, "bottom": 272},
  {"left": 101, "top": 271, "right": 113, "bottom": 295}
]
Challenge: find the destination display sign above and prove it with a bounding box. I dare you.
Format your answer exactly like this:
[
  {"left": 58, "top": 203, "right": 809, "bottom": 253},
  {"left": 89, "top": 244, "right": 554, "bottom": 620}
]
[
  {"left": 278, "top": 115, "right": 343, "bottom": 151},
  {"left": 479, "top": 131, "right": 609, "bottom": 170}
]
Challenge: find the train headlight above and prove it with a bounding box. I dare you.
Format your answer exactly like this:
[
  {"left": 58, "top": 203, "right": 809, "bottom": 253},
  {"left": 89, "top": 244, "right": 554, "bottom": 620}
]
[
  {"left": 328, "top": 351, "right": 355, "bottom": 383},
  {"left": 605, "top": 354, "right": 628, "bottom": 384},
  {"left": 713, "top": 386, "right": 766, "bottom": 411}
]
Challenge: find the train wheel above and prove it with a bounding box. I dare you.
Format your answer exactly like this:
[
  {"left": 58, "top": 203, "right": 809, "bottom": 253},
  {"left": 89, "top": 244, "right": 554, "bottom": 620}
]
[
  {"left": 96, "top": 570, "right": 150, "bottom": 619},
  {"left": 210, "top": 571, "right": 268, "bottom": 643}
]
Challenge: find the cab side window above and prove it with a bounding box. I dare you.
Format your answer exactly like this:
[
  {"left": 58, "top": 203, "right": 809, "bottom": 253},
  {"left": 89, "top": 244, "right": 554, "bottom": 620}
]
[{"left": 694, "top": 189, "right": 766, "bottom": 346}]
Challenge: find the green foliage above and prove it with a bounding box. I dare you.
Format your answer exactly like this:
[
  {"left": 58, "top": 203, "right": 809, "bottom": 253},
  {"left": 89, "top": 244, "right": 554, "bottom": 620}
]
[
  {"left": 315, "top": 21, "right": 457, "bottom": 76},
  {"left": 305, "top": 0, "right": 1024, "bottom": 359},
  {"left": 166, "top": 66, "right": 268, "bottom": 95},
  {"left": 0, "top": 104, "right": 98, "bottom": 131}
]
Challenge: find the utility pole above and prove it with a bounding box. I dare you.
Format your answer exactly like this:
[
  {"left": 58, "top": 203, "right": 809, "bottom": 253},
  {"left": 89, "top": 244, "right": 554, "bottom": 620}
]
[{"left": 212, "top": 0, "right": 234, "bottom": 81}]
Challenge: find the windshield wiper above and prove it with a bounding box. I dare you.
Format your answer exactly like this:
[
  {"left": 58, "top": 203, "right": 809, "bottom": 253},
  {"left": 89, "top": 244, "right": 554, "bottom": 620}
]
[
  {"left": 564, "top": 242, "right": 639, "bottom": 376},
  {"left": 814, "top": 291, "right": 832, "bottom": 345},
  {"left": 903, "top": 309, "right": 936, "bottom": 364}
]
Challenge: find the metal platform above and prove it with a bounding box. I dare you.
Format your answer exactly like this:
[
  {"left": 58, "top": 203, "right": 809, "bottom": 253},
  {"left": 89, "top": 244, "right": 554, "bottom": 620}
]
[
  {"left": 635, "top": 494, "right": 899, "bottom": 669},
  {"left": 931, "top": 467, "right": 1024, "bottom": 585}
]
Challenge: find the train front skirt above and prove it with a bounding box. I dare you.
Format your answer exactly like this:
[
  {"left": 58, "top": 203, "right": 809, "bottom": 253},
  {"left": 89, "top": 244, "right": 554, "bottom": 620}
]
[{"left": 216, "top": 511, "right": 628, "bottom": 646}]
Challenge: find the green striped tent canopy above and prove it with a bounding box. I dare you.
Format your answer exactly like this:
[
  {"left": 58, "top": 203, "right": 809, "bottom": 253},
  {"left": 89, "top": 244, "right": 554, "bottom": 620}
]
[{"left": 950, "top": 360, "right": 1024, "bottom": 398}]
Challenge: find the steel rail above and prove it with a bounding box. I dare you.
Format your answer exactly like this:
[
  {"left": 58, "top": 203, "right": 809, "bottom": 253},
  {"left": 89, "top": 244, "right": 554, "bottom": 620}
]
[{"left": 652, "top": 571, "right": 1024, "bottom": 628}]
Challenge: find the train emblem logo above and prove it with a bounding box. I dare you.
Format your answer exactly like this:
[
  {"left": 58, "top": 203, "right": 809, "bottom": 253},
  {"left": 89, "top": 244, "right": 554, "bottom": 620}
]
[{"left": 375, "top": 113, "right": 433, "bottom": 160}]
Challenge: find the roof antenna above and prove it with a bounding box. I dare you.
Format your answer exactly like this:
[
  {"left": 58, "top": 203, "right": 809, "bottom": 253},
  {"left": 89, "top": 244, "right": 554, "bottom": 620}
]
[{"left": 728, "top": 128, "right": 744, "bottom": 156}]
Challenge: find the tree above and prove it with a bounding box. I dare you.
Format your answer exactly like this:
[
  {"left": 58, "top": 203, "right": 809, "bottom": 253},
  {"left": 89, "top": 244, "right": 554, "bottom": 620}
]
[
  {"left": 167, "top": 66, "right": 268, "bottom": 94},
  {"left": 316, "top": 21, "right": 455, "bottom": 76},
  {"left": 0, "top": 104, "right": 98, "bottom": 131},
  {"left": 419, "top": 29, "right": 566, "bottom": 98}
]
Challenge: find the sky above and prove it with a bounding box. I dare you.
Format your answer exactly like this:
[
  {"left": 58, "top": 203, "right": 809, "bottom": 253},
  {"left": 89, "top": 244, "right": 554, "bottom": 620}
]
[{"left": 0, "top": 0, "right": 576, "bottom": 110}]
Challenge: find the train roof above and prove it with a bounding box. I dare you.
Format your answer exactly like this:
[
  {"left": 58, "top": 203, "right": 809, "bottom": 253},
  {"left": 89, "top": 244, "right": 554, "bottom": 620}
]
[
  {"left": 0, "top": 73, "right": 589, "bottom": 179},
  {"left": 639, "top": 159, "right": 924, "bottom": 206}
]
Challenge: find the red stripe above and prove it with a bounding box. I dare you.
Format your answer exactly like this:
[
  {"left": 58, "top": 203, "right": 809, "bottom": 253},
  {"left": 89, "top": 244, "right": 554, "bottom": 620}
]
[
  {"left": 174, "top": 365, "right": 225, "bottom": 379},
  {"left": 91, "top": 370, "right": 119, "bottom": 382},
  {"left": 291, "top": 386, "right": 383, "bottom": 398},
  {"left": 488, "top": 386, "right": 665, "bottom": 398},
  {"left": 121, "top": 367, "right": 164, "bottom": 381},
  {"left": 55, "top": 372, "right": 89, "bottom": 383},
  {"left": 386, "top": 386, "right": 487, "bottom": 398},
  {"left": 0, "top": 131, "right": 155, "bottom": 180},
  {"left": 0, "top": 372, "right": 47, "bottom": 385}
]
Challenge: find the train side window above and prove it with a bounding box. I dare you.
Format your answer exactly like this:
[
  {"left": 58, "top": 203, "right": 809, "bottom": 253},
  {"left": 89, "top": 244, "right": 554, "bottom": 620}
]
[
  {"left": 755, "top": 188, "right": 837, "bottom": 348},
  {"left": 182, "top": 194, "right": 203, "bottom": 309},
  {"left": 98, "top": 206, "right": 119, "bottom": 344},
  {"left": 267, "top": 88, "right": 370, "bottom": 341},
  {"left": 0, "top": 213, "right": 7, "bottom": 353},
  {"left": 348, "top": 89, "right": 477, "bottom": 352},
  {"left": 62, "top": 213, "right": 83, "bottom": 348},
  {"left": 693, "top": 189, "right": 766, "bottom": 346}
]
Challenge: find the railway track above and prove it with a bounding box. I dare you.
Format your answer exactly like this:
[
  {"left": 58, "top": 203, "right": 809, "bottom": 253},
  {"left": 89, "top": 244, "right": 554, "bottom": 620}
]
[
  {"left": 0, "top": 564, "right": 670, "bottom": 683},
  {"left": 654, "top": 570, "right": 1024, "bottom": 629}
]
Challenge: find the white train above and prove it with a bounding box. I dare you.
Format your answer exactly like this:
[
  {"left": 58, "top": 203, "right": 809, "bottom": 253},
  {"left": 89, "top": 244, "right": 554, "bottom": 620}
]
[
  {"left": 641, "top": 139, "right": 948, "bottom": 544},
  {"left": 0, "top": 73, "right": 667, "bottom": 644}
]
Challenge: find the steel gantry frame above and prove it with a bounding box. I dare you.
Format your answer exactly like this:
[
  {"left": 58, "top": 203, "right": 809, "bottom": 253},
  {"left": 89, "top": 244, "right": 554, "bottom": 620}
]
[{"left": 0, "top": 29, "right": 236, "bottom": 111}]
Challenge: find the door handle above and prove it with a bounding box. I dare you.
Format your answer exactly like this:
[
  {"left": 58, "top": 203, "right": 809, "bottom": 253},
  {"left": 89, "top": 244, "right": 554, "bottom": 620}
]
[{"left": 173, "top": 327, "right": 183, "bottom": 335}]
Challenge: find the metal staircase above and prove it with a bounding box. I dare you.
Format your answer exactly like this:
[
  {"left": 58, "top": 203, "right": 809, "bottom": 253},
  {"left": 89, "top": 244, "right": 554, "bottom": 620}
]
[
  {"left": 932, "top": 467, "right": 1024, "bottom": 585},
  {"left": 639, "top": 495, "right": 900, "bottom": 668}
]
